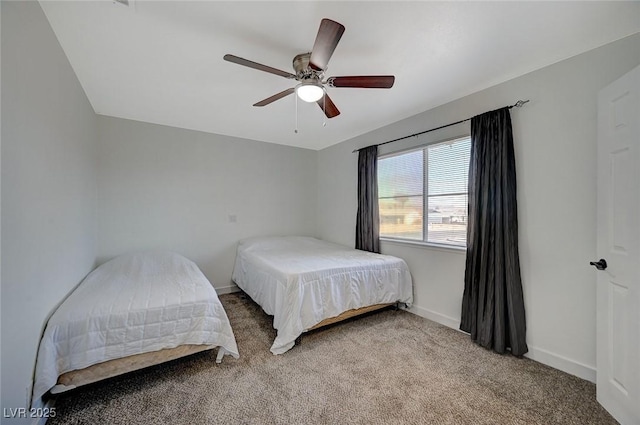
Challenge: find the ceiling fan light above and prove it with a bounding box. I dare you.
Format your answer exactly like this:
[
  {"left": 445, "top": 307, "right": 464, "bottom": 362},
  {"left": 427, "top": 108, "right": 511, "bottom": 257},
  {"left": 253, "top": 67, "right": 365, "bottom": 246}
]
[{"left": 296, "top": 83, "right": 324, "bottom": 102}]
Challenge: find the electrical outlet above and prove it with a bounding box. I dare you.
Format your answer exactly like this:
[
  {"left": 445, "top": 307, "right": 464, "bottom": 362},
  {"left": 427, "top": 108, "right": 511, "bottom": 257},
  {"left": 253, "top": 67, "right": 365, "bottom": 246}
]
[{"left": 228, "top": 214, "right": 237, "bottom": 223}]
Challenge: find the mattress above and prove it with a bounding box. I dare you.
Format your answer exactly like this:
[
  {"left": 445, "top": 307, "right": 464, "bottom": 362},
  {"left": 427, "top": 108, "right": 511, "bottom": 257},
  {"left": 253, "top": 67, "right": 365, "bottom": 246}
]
[
  {"left": 33, "top": 251, "right": 239, "bottom": 404},
  {"left": 231, "top": 236, "right": 413, "bottom": 354}
]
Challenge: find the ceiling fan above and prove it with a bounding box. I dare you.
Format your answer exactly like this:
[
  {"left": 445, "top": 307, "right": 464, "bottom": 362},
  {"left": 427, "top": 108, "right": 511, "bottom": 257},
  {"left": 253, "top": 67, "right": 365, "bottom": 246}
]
[{"left": 223, "top": 18, "right": 395, "bottom": 119}]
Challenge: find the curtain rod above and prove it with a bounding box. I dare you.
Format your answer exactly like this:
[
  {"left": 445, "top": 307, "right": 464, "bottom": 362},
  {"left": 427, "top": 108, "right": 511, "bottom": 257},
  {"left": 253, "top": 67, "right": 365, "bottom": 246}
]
[{"left": 352, "top": 99, "right": 530, "bottom": 153}]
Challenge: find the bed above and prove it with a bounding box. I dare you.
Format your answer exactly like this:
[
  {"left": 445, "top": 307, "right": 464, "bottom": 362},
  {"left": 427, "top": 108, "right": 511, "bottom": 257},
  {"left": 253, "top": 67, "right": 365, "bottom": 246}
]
[
  {"left": 231, "top": 236, "right": 413, "bottom": 354},
  {"left": 32, "top": 251, "right": 239, "bottom": 404}
]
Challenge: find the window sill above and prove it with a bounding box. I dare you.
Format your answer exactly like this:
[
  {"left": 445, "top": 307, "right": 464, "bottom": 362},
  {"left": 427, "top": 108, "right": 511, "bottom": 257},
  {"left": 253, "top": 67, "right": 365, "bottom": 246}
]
[{"left": 380, "top": 237, "right": 467, "bottom": 255}]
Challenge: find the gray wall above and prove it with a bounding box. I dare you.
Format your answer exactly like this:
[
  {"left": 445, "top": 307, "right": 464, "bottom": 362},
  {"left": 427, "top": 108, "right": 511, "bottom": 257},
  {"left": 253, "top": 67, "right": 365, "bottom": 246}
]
[
  {"left": 96, "top": 116, "right": 318, "bottom": 290},
  {"left": 1, "top": 0, "right": 98, "bottom": 415},
  {"left": 317, "top": 33, "right": 640, "bottom": 382}
]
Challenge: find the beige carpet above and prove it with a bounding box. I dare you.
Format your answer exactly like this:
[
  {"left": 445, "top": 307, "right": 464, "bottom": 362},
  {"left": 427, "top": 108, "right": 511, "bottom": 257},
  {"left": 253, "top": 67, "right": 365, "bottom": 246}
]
[{"left": 48, "top": 292, "right": 616, "bottom": 425}]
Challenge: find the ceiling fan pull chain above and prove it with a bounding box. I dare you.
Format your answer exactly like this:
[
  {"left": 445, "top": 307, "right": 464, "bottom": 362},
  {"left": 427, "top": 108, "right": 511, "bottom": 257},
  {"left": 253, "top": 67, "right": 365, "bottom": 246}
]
[
  {"left": 294, "top": 91, "right": 299, "bottom": 134},
  {"left": 323, "top": 90, "right": 327, "bottom": 127}
]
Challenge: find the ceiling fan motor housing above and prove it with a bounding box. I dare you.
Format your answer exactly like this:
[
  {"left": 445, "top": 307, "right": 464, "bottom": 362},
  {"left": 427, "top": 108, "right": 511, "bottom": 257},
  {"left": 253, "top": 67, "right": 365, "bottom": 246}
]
[{"left": 293, "top": 53, "right": 323, "bottom": 81}]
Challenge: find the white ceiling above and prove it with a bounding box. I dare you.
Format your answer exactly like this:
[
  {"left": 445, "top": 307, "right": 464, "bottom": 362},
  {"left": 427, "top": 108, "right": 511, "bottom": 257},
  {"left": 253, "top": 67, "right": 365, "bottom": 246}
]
[{"left": 40, "top": 1, "right": 640, "bottom": 150}]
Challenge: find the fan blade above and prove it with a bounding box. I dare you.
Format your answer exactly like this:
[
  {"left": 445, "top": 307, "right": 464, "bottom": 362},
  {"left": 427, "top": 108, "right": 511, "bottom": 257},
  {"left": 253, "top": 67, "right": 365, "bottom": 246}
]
[
  {"left": 224, "top": 54, "right": 296, "bottom": 79},
  {"left": 316, "top": 94, "right": 340, "bottom": 118},
  {"left": 309, "top": 19, "right": 345, "bottom": 71},
  {"left": 253, "top": 88, "right": 295, "bottom": 107},
  {"left": 328, "top": 76, "right": 395, "bottom": 89}
]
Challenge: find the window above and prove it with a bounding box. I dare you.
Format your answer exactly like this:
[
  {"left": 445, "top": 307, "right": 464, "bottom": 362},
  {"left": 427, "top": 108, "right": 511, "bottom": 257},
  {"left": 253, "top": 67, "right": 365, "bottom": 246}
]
[{"left": 377, "top": 136, "right": 471, "bottom": 247}]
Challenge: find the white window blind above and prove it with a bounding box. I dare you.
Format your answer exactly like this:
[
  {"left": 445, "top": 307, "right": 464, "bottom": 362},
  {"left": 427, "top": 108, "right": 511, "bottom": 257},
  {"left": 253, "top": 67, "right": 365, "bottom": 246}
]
[{"left": 378, "top": 136, "right": 471, "bottom": 247}]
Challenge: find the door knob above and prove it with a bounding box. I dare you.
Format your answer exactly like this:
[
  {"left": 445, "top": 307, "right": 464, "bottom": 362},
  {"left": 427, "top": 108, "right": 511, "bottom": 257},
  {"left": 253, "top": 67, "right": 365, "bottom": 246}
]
[{"left": 589, "top": 259, "right": 607, "bottom": 270}]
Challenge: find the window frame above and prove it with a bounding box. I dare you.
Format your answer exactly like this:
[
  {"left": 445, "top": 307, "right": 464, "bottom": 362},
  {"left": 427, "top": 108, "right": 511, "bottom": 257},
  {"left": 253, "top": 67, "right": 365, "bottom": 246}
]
[{"left": 377, "top": 135, "right": 470, "bottom": 251}]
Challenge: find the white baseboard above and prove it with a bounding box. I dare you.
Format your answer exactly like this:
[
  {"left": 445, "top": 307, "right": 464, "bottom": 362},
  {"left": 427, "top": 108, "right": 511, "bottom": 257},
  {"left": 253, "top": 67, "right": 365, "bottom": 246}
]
[
  {"left": 405, "top": 304, "right": 462, "bottom": 331},
  {"left": 524, "top": 345, "right": 596, "bottom": 383},
  {"left": 404, "top": 305, "right": 596, "bottom": 383},
  {"left": 215, "top": 284, "right": 240, "bottom": 295}
]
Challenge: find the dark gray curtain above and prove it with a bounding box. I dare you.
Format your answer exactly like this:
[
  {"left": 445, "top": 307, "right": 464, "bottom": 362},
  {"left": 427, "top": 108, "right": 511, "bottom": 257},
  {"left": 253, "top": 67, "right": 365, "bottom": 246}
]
[
  {"left": 355, "top": 145, "right": 381, "bottom": 253},
  {"left": 460, "top": 107, "right": 528, "bottom": 356}
]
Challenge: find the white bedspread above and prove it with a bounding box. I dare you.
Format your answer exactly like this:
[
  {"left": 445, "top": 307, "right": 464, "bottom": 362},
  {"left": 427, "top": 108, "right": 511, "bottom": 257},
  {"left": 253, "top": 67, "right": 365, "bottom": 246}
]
[
  {"left": 33, "top": 251, "right": 239, "bottom": 404},
  {"left": 231, "top": 236, "right": 413, "bottom": 354}
]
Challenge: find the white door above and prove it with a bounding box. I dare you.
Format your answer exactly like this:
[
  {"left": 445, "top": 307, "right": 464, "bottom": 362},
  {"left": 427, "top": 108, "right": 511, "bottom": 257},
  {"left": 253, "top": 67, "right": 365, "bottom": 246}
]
[{"left": 596, "top": 64, "right": 640, "bottom": 425}]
